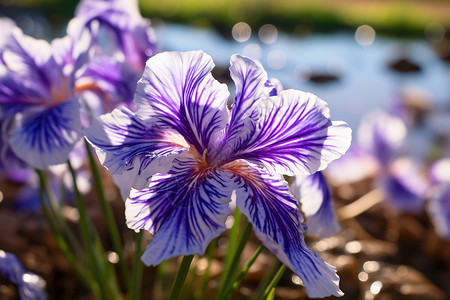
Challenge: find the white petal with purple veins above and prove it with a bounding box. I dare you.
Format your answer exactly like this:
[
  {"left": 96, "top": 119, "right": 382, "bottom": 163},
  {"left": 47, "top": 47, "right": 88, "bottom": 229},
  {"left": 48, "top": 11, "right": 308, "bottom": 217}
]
[
  {"left": 226, "top": 55, "right": 268, "bottom": 142},
  {"left": 126, "top": 153, "right": 233, "bottom": 265},
  {"left": 226, "top": 89, "right": 351, "bottom": 176},
  {"left": 8, "top": 98, "right": 82, "bottom": 169},
  {"left": 231, "top": 167, "right": 343, "bottom": 298},
  {"left": 135, "top": 51, "right": 230, "bottom": 152},
  {"left": 84, "top": 107, "right": 190, "bottom": 191}
]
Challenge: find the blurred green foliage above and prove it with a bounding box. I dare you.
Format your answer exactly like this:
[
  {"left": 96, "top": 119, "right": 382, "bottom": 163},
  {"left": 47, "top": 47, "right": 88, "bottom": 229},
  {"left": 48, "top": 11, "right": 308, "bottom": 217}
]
[{"left": 4, "top": 0, "right": 450, "bottom": 37}]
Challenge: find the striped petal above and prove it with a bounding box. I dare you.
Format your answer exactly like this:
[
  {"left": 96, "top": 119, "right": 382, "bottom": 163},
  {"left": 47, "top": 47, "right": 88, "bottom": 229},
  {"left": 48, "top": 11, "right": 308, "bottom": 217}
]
[
  {"left": 231, "top": 165, "right": 343, "bottom": 298},
  {"left": 0, "top": 28, "right": 54, "bottom": 105},
  {"left": 224, "top": 55, "right": 268, "bottom": 148},
  {"left": 292, "top": 172, "right": 340, "bottom": 238},
  {"left": 84, "top": 107, "right": 190, "bottom": 195},
  {"left": 226, "top": 89, "right": 351, "bottom": 176},
  {"left": 134, "top": 51, "right": 230, "bottom": 153},
  {"left": 76, "top": 56, "right": 139, "bottom": 110},
  {"left": 126, "top": 153, "right": 233, "bottom": 265},
  {"left": 8, "top": 98, "right": 82, "bottom": 169}
]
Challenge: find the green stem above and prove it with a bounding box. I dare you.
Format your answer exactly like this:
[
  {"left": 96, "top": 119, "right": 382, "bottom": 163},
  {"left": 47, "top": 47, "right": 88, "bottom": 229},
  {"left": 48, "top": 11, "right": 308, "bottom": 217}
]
[
  {"left": 194, "top": 238, "right": 217, "bottom": 300},
  {"left": 168, "top": 255, "right": 195, "bottom": 300},
  {"left": 35, "top": 170, "right": 84, "bottom": 255},
  {"left": 131, "top": 230, "right": 144, "bottom": 300},
  {"left": 216, "top": 215, "right": 252, "bottom": 299},
  {"left": 220, "top": 245, "right": 264, "bottom": 300},
  {"left": 85, "top": 139, "right": 131, "bottom": 292},
  {"left": 36, "top": 170, "right": 99, "bottom": 296},
  {"left": 68, "top": 160, "right": 117, "bottom": 300},
  {"left": 254, "top": 260, "right": 281, "bottom": 299},
  {"left": 262, "top": 264, "right": 287, "bottom": 300}
]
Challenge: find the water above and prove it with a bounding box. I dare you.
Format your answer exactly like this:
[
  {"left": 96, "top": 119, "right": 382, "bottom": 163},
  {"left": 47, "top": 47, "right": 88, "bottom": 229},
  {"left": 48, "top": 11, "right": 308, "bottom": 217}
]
[{"left": 155, "top": 23, "right": 450, "bottom": 131}]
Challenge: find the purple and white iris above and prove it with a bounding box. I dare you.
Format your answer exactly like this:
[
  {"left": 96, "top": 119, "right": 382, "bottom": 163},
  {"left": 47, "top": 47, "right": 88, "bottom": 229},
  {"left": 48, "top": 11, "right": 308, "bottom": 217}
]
[
  {"left": 68, "top": 0, "right": 158, "bottom": 110},
  {"left": 85, "top": 51, "right": 351, "bottom": 297},
  {"left": 0, "top": 27, "right": 91, "bottom": 170}
]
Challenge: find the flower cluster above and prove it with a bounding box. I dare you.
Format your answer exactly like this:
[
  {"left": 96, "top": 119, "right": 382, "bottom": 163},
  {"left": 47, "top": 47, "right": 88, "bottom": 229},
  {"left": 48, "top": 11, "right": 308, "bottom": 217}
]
[
  {"left": 85, "top": 50, "right": 352, "bottom": 297},
  {"left": 1, "top": 0, "right": 354, "bottom": 298},
  {"left": 0, "top": 0, "right": 157, "bottom": 173}
]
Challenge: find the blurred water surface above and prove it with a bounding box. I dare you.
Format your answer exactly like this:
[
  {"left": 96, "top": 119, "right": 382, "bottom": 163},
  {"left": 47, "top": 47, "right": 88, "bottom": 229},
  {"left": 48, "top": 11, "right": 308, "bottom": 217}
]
[{"left": 155, "top": 23, "right": 450, "bottom": 132}]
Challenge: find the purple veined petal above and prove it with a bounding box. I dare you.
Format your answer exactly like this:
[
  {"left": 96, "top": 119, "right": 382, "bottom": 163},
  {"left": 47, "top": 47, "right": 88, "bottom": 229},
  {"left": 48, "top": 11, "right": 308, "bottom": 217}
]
[
  {"left": 291, "top": 172, "right": 340, "bottom": 238},
  {"left": 72, "top": 0, "right": 144, "bottom": 29},
  {"left": 427, "top": 183, "right": 450, "bottom": 240},
  {"left": 126, "top": 153, "right": 233, "bottom": 265},
  {"left": 8, "top": 98, "right": 82, "bottom": 170},
  {"left": 357, "top": 110, "right": 407, "bottom": 166},
  {"left": 75, "top": 56, "right": 139, "bottom": 111},
  {"left": 378, "top": 157, "right": 427, "bottom": 213},
  {"left": 0, "top": 107, "right": 28, "bottom": 174},
  {"left": 0, "top": 18, "right": 16, "bottom": 63},
  {"left": 84, "top": 107, "right": 190, "bottom": 190},
  {"left": 264, "top": 77, "right": 283, "bottom": 97},
  {"left": 0, "top": 28, "right": 54, "bottom": 105},
  {"left": 226, "top": 89, "right": 352, "bottom": 176},
  {"left": 0, "top": 250, "right": 47, "bottom": 300},
  {"left": 135, "top": 51, "right": 230, "bottom": 153},
  {"left": 220, "top": 55, "right": 268, "bottom": 154},
  {"left": 230, "top": 165, "right": 343, "bottom": 298},
  {"left": 68, "top": 0, "right": 157, "bottom": 70},
  {"left": 111, "top": 154, "right": 175, "bottom": 201}
]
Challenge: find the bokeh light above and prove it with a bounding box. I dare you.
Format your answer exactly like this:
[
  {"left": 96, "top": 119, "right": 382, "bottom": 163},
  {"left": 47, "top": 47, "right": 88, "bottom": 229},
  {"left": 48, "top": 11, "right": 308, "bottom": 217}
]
[
  {"left": 425, "top": 21, "right": 446, "bottom": 43},
  {"left": 355, "top": 25, "right": 376, "bottom": 46},
  {"left": 242, "top": 43, "right": 262, "bottom": 59},
  {"left": 107, "top": 252, "right": 119, "bottom": 264},
  {"left": 267, "top": 49, "right": 286, "bottom": 70},
  {"left": 291, "top": 274, "right": 303, "bottom": 285},
  {"left": 293, "top": 64, "right": 312, "bottom": 83},
  {"left": 258, "top": 24, "right": 278, "bottom": 44},
  {"left": 232, "top": 22, "right": 251, "bottom": 42},
  {"left": 370, "top": 281, "right": 383, "bottom": 294}
]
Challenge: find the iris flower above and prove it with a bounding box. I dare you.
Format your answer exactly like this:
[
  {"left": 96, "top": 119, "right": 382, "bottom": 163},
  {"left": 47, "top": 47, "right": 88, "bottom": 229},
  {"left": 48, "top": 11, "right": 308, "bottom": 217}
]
[
  {"left": 0, "top": 250, "right": 47, "bottom": 300},
  {"left": 68, "top": 0, "right": 158, "bottom": 110},
  {"left": 327, "top": 110, "right": 426, "bottom": 212},
  {"left": 0, "top": 28, "right": 90, "bottom": 169},
  {"left": 0, "top": 22, "right": 121, "bottom": 170},
  {"left": 85, "top": 51, "right": 351, "bottom": 297}
]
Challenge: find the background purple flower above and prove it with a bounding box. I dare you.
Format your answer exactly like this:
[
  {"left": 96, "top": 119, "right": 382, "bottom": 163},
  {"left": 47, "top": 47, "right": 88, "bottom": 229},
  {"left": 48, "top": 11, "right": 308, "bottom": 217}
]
[
  {"left": 357, "top": 110, "right": 407, "bottom": 167},
  {"left": 428, "top": 158, "right": 450, "bottom": 240},
  {"left": 292, "top": 172, "right": 341, "bottom": 238},
  {"left": 0, "top": 250, "right": 47, "bottom": 300},
  {"left": 68, "top": 0, "right": 159, "bottom": 110},
  {"left": 0, "top": 28, "right": 87, "bottom": 169}
]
